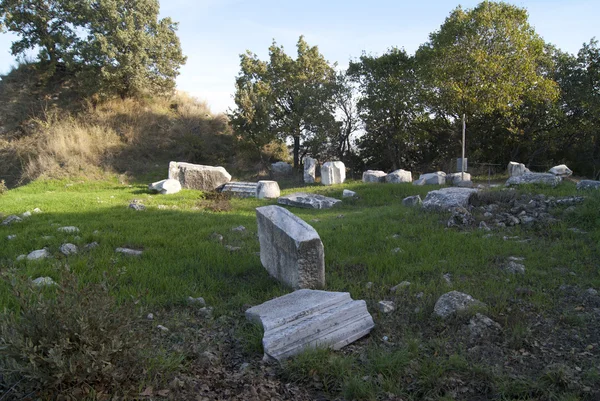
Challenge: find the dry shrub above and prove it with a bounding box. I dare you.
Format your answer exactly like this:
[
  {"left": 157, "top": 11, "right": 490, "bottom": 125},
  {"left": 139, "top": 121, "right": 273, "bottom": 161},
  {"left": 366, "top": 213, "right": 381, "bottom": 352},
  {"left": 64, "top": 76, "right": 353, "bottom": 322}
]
[
  {"left": 0, "top": 179, "right": 7, "bottom": 194},
  {"left": 0, "top": 273, "right": 149, "bottom": 399}
]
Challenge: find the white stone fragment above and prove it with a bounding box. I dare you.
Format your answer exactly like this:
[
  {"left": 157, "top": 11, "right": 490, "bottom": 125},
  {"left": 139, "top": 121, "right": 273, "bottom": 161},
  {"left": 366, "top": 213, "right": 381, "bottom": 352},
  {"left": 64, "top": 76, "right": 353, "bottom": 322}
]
[
  {"left": 402, "top": 195, "right": 422, "bottom": 207},
  {"left": 321, "top": 161, "right": 346, "bottom": 185},
  {"left": 7, "top": 235, "right": 16, "bottom": 240},
  {"left": 148, "top": 178, "right": 182, "bottom": 194},
  {"left": 257, "top": 180, "right": 281, "bottom": 199},
  {"left": 115, "top": 247, "right": 143, "bottom": 256},
  {"left": 33, "top": 208, "right": 42, "bottom": 213},
  {"left": 32, "top": 276, "right": 57, "bottom": 287},
  {"left": 246, "top": 289, "right": 374, "bottom": 361},
  {"left": 256, "top": 205, "right": 325, "bottom": 289},
  {"left": 22, "top": 211, "right": 32, "bottom": 218},
  {"left": 57, "top": 226, "right": 80, "bottom": 233},
  {"left": 433, "top": 291, "right": 485, "bottom": 319},
  {"left": 27, "top": 249, "right": 51, "bottom": 260},
  {"left": 304, "top": 157, "right": 317, "bottom": 183},
  {"left": 342, "top": 189, "right": 357, "bottom": 198},
  {"left": 278, "top": 192, "right": 341, "bottom": 209},
  {"left": 413, "top": 171, "right": 446, "bottom": 186},
  {"left": 506, "top": 173, "right": 562, "bottom": 187},
  {"left": 168, "top": 161, "right": 231, "bottom": 191},
  {"left": 378, "top": 300, "right": 395, "bottom": 313},
  {"left": 362, "top": 170, "right": 387, "bottom": 183},
  {"left": 59, "top": 243, "right": 78, "bottom": 255},
  {"left": 221, "top": 182, "right": 258, "bottom": 198},
  {"left": 548, "top": 164, "right": 573, "bottom": 177},
  {"left": 385, "top": 169, "right": 412, "bottom": 183},
  {"left": 507, "top": 162, "right": 530, "bottom": 177},
  {"left": 446, "top": 172, "right": 472, "bottom": 186}
]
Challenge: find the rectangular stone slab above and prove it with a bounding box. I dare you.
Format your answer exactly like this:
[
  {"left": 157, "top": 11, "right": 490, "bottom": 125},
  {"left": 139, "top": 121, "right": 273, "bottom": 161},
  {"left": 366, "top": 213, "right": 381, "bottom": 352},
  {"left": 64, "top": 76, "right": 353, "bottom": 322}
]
[
  {"left": 256, "top": 206, "right": 325, "bottom": 289},
  {"left": 221, "top": 182, "right": 258, "bottom": 198},
  {"left": 246, "top": 289, "right": 375, "bottom": 361}
]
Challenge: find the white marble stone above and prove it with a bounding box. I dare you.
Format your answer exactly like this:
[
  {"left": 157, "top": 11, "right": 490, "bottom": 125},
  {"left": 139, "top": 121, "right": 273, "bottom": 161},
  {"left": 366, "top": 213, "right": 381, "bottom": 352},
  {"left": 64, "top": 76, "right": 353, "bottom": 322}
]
[
  {"left": 256, "top": 206, "right": 325, "bottom": 289},
  {"left": 422, "top": 187, "right": 477, "bottom": 211},
  {"left": 342, "top": 189, "right": 357, "bottom": 198},
  {"left": 507, "top": 162, "right": 530, "bottom": 177},
  {"left": 168, "top": 161, "right": 231, "bottom": 191},
  {"left": 27, "top": 249, "right": 51, "bottom": 260},
  {"left": 385, "top": 169, "right": 412, "bottom": 183},
  {"left": 148, "top": 178, "right": 182, "bottom": 194},
  {"left": 548, "top": 164, "right": 573, "bottom": 177},
  {"left": 362, "top": 170, "right": 387, "bottom": 183},
  {"left": 115, "top": 247, "right": 143, "bottom": 256},
  {"left": 506, "top": 173, "right": 562, "bottom": 187},
  {"left": 246, "top": 289, "right": 374, "bottom": 361},
  {"left": 257, "top": 181, "right": 281, "bottom": 199},
  {"left": 321, "top": 161, "right": 346, "bottom": 185},
  {"left": 278, "top": 192, "right": 341, "bottom": 209},
  {"left": 57, "top": 226, "right": 80, "bottom": 233},
  {"left": 413, "top": 171, "right": 446, "bottom": 185},
  {"left": 221, "top": 182, "right": 258, "bottom": 198},
  {"left": 304, "top": 157, "right": 317, "bottom": 183}
]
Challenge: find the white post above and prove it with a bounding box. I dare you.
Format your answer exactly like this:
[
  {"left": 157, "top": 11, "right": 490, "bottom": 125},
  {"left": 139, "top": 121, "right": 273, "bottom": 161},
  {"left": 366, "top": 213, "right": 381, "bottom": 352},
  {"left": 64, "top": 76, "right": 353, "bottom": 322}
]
[{"left": 461, "top": 114, "right": 466, "bottom": 181}]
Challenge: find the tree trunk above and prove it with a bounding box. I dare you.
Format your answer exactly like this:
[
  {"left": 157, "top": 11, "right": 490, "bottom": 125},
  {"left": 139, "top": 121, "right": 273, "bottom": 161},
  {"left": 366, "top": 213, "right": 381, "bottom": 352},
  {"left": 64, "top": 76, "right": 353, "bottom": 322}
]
[{"left": 293, "top": 135, "right": 300, "bottom": 168}]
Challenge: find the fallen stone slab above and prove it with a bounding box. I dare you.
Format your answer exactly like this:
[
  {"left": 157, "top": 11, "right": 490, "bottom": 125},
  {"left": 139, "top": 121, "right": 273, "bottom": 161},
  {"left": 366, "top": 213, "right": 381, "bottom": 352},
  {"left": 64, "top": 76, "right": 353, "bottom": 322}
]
[
  {"left": 257, "top": 180, "right": 281, "bottom": 199},
  {"left": 548, "top": 164, "right": 572, "bottom": 177},
  {"left": 433, "top": 291, "right": 485, "bottom": 319},
  {"left": 168, "top": 161, "right": 231, "bottom": 191},
  {"left": 507, "top": 162, "right": 529, "bottom": 177},
  {"left": 402, "top": 195, "right": 422, "bottom": 207},
  {"left": 506, "top": 173, "right": 561, "bottom": 187},
  {"left": 246, "top": 289, "right": 374, "bottom": 361},
  {"left": 343, "top": 189, "right": 357, "bottom": 198},
  {"left": 422, "top": 187, "right": 477, "bottom": 211},
  {"left": 221, "top": 182, "right": 258, "bottom": 198},
  {"left": 362, "top": 170, "right": 387, "bottom": 183},
  {"left": 1, "top": 215, "right": 22, "bottom": 226},
  {"left": 57, "top": 226, "right": 80, "bottom": 233},
  {"left": 115, "top": 247, "right": 143, "bottom": 256},
  {"left": 385, "top": 169, "right": 412, "bottom": 183},
  {"left": 277, "top": 192, "right": 341, "bottom": 209},
  {"left": 27, "top": 249, "right": 51, "bottom": 260},
  {"left": 148, "top": 178, "right": 182, "bottom": 195},
  {"left": 321, "top": 161, "right": 346, "bottom": 185},
  {"left": 256, "top": 205, "right": 325, "bottom": 289},
  {"left": 304, "top": 157, "right": 317, "bottom": 183},
  {"left": 413, "top": 171, "right": 446, "bottom": 186},
  {"left": 577, "top": 180, "right": 600, "bottom": 190}
]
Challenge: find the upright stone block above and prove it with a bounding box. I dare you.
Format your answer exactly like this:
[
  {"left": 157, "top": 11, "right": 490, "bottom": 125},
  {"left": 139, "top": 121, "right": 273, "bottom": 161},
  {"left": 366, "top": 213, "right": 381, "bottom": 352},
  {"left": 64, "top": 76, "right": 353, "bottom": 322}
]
[
  {"left": 256, "top": 206, "right": 325, "bottom": 289},
  {"left": 304, "top": 157, "right": 317, "bottom": 183},
  {"left": 257, "top": 181, "right": 281, "bottom": 199},
  {"left": 507, "top": 162, "right": 529, "bottom": 177},
  {"left": 168, "top": 161, "right": 231, "bottom": 191},
  {"left": 385, "top": 169, "right": 412, "bottom": 183},
  {"left": 321, "top": 161, "right": 346, "bottom": 185},
  {"left": 362, "top": 170, "right": 387, "bottom": 183}
]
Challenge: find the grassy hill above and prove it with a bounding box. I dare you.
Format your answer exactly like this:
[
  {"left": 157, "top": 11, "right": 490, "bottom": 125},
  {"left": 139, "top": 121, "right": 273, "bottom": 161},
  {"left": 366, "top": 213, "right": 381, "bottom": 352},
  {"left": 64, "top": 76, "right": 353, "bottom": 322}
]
[{"left": 1, "top": 178, "right": 599, "bottom": 400}]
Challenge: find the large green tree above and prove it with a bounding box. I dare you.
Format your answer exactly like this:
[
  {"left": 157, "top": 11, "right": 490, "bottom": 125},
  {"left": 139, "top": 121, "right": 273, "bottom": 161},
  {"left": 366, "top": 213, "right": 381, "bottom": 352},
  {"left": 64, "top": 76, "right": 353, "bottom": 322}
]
[
  {"left": 0, "top": 0, "right": 185, "bottom": 98},
  {"left": 230, "top": 36, "right": 338, "bottom": 168},
  {"left": 416, "top": 1, "right": 558, "bottom": 160}
]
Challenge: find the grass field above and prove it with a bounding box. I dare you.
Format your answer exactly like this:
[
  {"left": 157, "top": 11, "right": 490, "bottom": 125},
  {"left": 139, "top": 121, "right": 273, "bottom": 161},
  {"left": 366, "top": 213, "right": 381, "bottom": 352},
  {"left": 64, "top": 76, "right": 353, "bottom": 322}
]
[{"left": 1, "top": 176, "right": 599, "bottom": 400}]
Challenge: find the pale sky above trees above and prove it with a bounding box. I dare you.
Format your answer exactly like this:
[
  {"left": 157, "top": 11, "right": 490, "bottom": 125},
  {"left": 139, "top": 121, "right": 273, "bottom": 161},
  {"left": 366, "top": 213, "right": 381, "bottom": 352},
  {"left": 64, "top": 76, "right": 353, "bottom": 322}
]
[{"left": 0, "top": 0, "right": 596, "bottom": 113}]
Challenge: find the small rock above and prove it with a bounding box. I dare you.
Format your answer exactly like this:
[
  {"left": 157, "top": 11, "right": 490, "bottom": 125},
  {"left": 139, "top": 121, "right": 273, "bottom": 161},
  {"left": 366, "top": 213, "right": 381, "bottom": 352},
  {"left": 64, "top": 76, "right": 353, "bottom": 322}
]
[
  {"left": 504, "top": 261, "right": 525, "bottom": 274},
  {"left": 2, "top": 215, "right": 22, "bottom": 226},
  {"left": 391, "top": 247, "right": 403, "bottom": 254},
  {"left": 468, "top": 313, "right": 502, "bottom": 341},
  {"left": 337, "top": 214, "right": 345, "bottom": 219},
  {"left": 187, "top": 296, "right": 206, "bottom": 306},
  {"left": 586, "top": 288, "right": 598, "bottom": 296},
  {"left": 443, "top": 273, "right": 452, "bottom": 285},
  {"left": 83, "top": 242, "right": 99, "bottom": 251},
  {"left": 27, "top": 249, "right": 51, "bottom": 260},
  {"left": 224, "top": 245, "right": 241, "bottom": 252},
  {"left": 365, "top": 282, "right": 373, "bottom": 289},
  {"left": 416, "top": 292, "right": 424, "bottom": 299},
  {"left": 478, "top": 221, "right": 491, "bottom": 231},
  {"left": 33, "top": 208, "right": 42, "bottom": 213},
  {"left": 157, "top": 325, "right": 169, "bottom": 332},
  {"left": 343, "top": 189, "right": 357, "bottom": 198},
  {"left": 22, "top": 211, "right": 32, "bottom": 218},
  {"left": 209, "top": 232, "right": 224, "bottom": 242},
  {"left": 378, "top": 301, "right": 395, "bottom": 313},
  {"left": 57, "top": 226, "right": 79, "bottom": 233},
  {"left": 198, "top": 307, "right": 213, "bottom": 318},
  {"left": 232, "top": 225, "right": 246, "bottom": 232},
  {"left": 16, "top": 254, "right": 26, "bottom": 261},
  {"left": 32, "top": 276, "right": 56, "bottom": 287},
  {"left": 129, "top": 203, "right": 146, "bottom": 211},
  {"left": 59, "top": 243, "right": 78, "bottom": 256},
  {"left": 390, "top": 281, "right": 411, "bottom": 292},
  {"left": 433, "top": 291, "right": 485, "bottom": 319},
  {"left": 115, "top": 247, "right": 143, "bottom": 256},
  {"left": 147, "top": 313, "right": 154, "bottom": 320},
  {"left": 7, "top": 235, "right": 16, "bottom": 240},
  {"left": 402, "top": 195, "right": 422, "bottom": 207}
]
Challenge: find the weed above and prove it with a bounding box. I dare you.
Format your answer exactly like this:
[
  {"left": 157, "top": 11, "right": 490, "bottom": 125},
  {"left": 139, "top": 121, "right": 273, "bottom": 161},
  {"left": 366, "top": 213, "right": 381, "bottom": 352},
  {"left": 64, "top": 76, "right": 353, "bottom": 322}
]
[{"left": 0, "top": 179, "right": 7, "bottom": 194}]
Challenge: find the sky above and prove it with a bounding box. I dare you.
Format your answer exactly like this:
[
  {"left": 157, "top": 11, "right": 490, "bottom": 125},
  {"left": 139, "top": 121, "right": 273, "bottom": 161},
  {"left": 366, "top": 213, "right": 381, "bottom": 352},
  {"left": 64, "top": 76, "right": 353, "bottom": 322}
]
[{"left": 0, "top": 0, "right": 598, "bottom": 114}]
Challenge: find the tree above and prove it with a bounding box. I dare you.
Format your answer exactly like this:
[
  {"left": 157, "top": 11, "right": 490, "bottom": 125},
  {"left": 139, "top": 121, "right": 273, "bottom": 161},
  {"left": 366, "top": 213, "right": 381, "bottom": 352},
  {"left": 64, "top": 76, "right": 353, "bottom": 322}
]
[
  {"left": 230, "top": 36, "right": 338, "bottom": 168},
  {"left": 0, "top": 0, "right": 186, "bottom": 98},
  {"left": 348, "top": 48, "right": 428, "bottom": 170},
  {"left": 416, "top": 1, "right": 559, "bottom": 164}
]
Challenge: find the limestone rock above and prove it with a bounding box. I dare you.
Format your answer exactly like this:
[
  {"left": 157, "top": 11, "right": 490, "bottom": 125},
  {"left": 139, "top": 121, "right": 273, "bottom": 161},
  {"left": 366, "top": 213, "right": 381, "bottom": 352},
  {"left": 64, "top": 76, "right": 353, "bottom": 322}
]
[
  {"left": 27, "top": 249, "right": 51, "bottom": 260},
  {"left": 378, "top": 300, "right": 395, "bottom": 313},
  {"left": 33, "top": 208, "right": 42, "bottom": 213},
  {"left": 115, "top": 247, "right": 143, "bottom": 256},
  {"left": 188, "top": 296, "right": 206, "bottom": 306},
  {"left": 362, "top": 170, "right": 387, "bottom": 183},
  {"left": 433, "top": 291, "right": 485, "bottom": 319},
  {"left": 390, "top": 281, "right": 411, "bottom": 292},
  {"left": 577, "top": 180, "right": 600, "bottom": 190},
  {"left": 304, "top": 157, "right": 317, "bottom": 183},
  {"left": 447, "top": 172, "right": 472, "bottom": 186},
  {"left": 468, "top": 313, "right": 502, "bottom": 342},
  {"left": 506, "top": 173, "right": 561, "bottom": 187},
  {"left": 57, "top": 226, "right": 80, "bottom": 233},
  {"left": 129, "top": 202, "right": 146, "bottom": 211},
  {"left": 245, "top": 289, "right": 374, "bottom": 361},
  {"left": 507, "top": 162, "right": 530, "bottom": 177},
  {"left": 83, "top": 242, "right": 99, "bottom": 251},
  {"left": 1, "top": 215, "right": 22, "bottom": 226},
  {"left": 321, "top": 161, "right": 346, "bottom": 185},
  {"left": 342, "top": 189, "right": 357, "bottom": 198},
  {"left": 148, "top": 178, "right": 182, "bottom": 195},
  {"left": 402, "top": 195, "right": 422, "bottom": 207},
  {"left": 278, "top": 192, "right": 341, "bottom": 209},
  {"left": 22, "top": 211, "right": 32, "bottom": 218},
  {"left": 548, "top": 164, "right": 572, "bottom": 177},
  {"left": 385, "top": 169, "right": 412, "bottom": 183},
  {"left": 32, "top": 277, "right": 56, "bottom": 287},
  {"left": 413, "top": 171, "right": 446, "bottom": 186},
  {"left": 256, "top": 205, "right": 325, "bottom": 289},
  {"left": 422, "top": 187, "right": 478, "bottom": 211},
  {"left": 257, "top": 180, "right": 281, "bottom": 199},
  {"left": 60, "top": 243, "right": 78, "bottom": 256},
  {"left": 221, "top": 182, "right": 258, "bottom": 198},
  {"left": 271, "top": 161, "right": 293, "bottom": 176},
  {"left": 168, "top": 161, "right": 231, "bottom": 191}
]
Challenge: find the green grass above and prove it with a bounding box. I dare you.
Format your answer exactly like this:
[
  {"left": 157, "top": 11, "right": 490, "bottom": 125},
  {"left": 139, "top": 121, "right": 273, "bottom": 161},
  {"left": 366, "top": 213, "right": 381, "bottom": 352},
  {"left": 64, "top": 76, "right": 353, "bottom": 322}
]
[{"left": 1, "top": 177, "right": 599, "bottom": 400}]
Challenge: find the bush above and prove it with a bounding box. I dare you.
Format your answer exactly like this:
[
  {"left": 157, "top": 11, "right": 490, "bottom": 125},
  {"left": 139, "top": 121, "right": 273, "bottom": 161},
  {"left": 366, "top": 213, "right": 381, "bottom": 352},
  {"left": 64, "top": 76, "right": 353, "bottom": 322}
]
[
  {"left": 0, "top": 274, "right": 150, "bottom": 399},
  {"left": 0, "top": 179, "right": 7, "bottom": 194}
]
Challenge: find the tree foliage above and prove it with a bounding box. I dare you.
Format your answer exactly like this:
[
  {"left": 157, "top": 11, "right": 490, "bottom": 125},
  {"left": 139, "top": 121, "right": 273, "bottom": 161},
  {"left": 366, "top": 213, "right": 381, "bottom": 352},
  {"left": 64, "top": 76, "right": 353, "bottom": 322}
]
[
  {"left": 230, "top": 36, "right": 338, "bottom": 168},
  {"left": 0, "top": 0, "right": 185, "bottom": 98}
]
